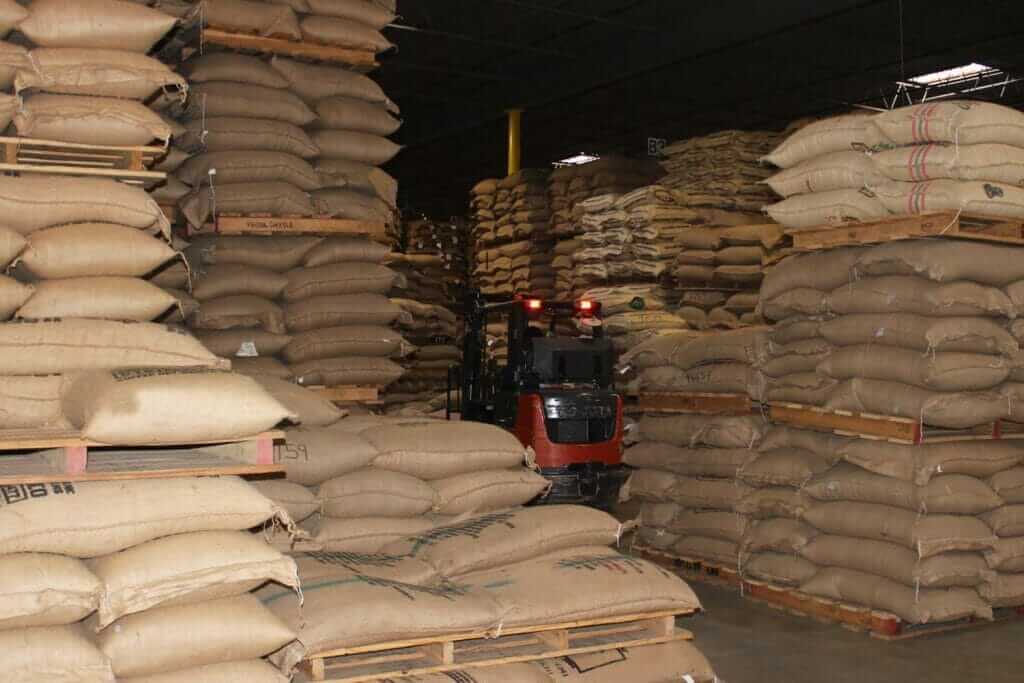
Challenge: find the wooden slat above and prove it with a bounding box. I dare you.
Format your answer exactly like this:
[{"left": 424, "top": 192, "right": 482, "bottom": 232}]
[
  {"left": 639, "top": 392, "right": 754, "bottom": 415},
  {"left": 197, "top": 215, "right": 390, "bottom": 241},
  {"left": 0, "top": 429, "right": 284, "bottom": 452},
  {"left": 768, "top": 402, "right": 920, "bottom": 444},
  {"left": 787, "top": 211, "right": 1024, "bottom": 250},
  {"left": 311, "top": 386, "right": 380, "bottom": 403},
  {"left": 203, "top": 28, "right": 379, "bottom": 68}
]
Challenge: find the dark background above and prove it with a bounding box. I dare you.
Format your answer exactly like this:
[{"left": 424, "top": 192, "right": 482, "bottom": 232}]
[{"left": 376, "top": 0, "right": 1024, "bottom": 218}]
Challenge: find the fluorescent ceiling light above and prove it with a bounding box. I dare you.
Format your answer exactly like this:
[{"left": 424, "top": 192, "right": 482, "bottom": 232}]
[
  {"left": 908, "top": 63, "right": 994, "bottom": 85},
  {"left": 554, "top": 153, "right": 600, "bottom": 167}
]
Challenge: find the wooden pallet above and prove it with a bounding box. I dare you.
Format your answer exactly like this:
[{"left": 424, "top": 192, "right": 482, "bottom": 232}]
[
  {"left": 767, "top": 402, "right": 1007, "bottom": 445},
  {"left": 203, "top": 28, "right": 380, "bottom": 69},
  {"left": 193, "top": 214, "right": 390, "bottom": 241},
  {"left": 742, "top": 579, "right": 1024, "bottom": 640},
  {"left": 639, "top": 392, "right": 756, "bottom": 415},
  {"left": 0, "top": 136, "right": 167, "bottom": 185},
  {"left": 299, "top": 611, "right": 694, "bottom": 682},
  {"left": 633, "top": 545, "right": 741, "bottom": 589},
  {"left": 311, "top": 385, "right": 381, "bottom": 405},
  {"left": 788, "top": 211, "right": 1024, "bottom": 251},
  {"left": 0, "top": 430, "right": 283, "bottom": 485}
]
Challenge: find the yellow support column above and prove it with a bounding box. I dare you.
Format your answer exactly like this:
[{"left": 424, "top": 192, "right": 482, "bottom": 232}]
[{"left": 507, "top": 109, "right": 523, "bottom": 176}]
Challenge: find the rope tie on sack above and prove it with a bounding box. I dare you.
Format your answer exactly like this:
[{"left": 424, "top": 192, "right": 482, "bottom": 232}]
[{"left": 208, "top": 167, "right": 217, "bottom": 223}]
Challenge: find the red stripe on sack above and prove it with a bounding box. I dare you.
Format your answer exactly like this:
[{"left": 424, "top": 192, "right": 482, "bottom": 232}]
[{"left": 918, "top": 143, "right": 934, "bottom": 181}]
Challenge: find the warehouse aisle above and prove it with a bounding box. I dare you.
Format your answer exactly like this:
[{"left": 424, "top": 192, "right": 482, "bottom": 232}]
[{"left": 689, "top": 584, "right": 1024, "bottom": 683}]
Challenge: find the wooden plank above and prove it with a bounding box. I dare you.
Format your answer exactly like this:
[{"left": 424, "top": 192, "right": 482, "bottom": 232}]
[
  {"left": 639, "top": 392, "right": 753, "bottom": 415},
  {"left": 0, "top": 162, "right": 166, "bottom": 185},
  {"left": 202, "top": 28, "right": 379, "bottom": 68},
  {"left": 200, "top": 215, "right": 389, "bottom": 241},
  {"left": 0, "top": 429, "right": 283, "bottom": 452},
  {"left": 768, "top": 402, "right": 920, "bottom": 444},
  {"left": 633, "top": 545, "right": 741, "bottom": 589},
  {"left": 312, "top": 386, "right": 380, "bottom": 403},
  {"left": 788, "top": 211, "right": 1024, "bottom": 250}
]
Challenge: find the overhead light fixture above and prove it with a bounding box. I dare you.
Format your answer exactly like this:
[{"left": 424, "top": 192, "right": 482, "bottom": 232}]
[
  {"left": 553, "top": 153, "right": 599, "bottom": 167},
  {"left": 906, "top": 62, "right": 994, "bottom": 86}
]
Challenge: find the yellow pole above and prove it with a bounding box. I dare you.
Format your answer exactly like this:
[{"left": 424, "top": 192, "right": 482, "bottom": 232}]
[{"left": 507, "top": 109, "right": 522, "bottom": 176}]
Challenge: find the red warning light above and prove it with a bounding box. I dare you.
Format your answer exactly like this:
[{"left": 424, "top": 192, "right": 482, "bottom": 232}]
[
  {"left": 527, "top": 299, "right": 543, "bottom": 311},
  {"left": 578, "top": 300, "right": 594, "bottom": 312}
]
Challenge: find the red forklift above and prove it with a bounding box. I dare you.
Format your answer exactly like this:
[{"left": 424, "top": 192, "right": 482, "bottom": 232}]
[{"left": 451, "top": 291, "right": 627, "bottom": 509}]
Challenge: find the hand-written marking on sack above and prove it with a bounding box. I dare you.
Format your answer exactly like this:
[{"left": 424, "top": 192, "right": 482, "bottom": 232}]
[{"left": 0, "top": 482, "right": 75, "bottom": 505}]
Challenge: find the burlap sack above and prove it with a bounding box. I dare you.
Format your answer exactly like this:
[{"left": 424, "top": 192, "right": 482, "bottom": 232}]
[
  {"left": 0, "top": 175, "right": 169, "bottom": 236},
  {"left": 819, "top": 345, "right": 1008, "bottom": 392},
  {"left": 739, "top": 449, "right": 832, "bottom": 488},
  {"left": 318, "top": 469, "right": 436, "bottom": 518},
  {"left": 770, "top": 317, "right": 823, "bottom": 345},
  {"left": 300, "top": 15, "right": 392, "bottom": 50},
  {"left": 275, "top": 425, "right": 379, "bottom": 485},
  {"left": 742, "top": 552, "right": 819, "bottom": 586},
  {"left": 19, "top": 224, "right": 176, "bottom": 279},
  {"left": 0, "top": 1, "right": 25, "bottom": 37},
  {"left": 982, "top": 505, "right": 1024, "bottom": 537},
  {"left": 315, "top": 95, "right": 401, "bottom": 135},
  {"left": 800, "top": 535, "right": 990, "bottom": 589},
  {"left": 285, "top": 293, "right": 404, "bottom": 331},
  {"left": 874, "top": 179, "right": 1024, "bottom": 221},
  {"left": 640, "top": 363, "right": 765, "bottom": 399},
  {"left": 195, "top": 329, "right": 292, "bottom": 358},
  {"left": 854, "top": 239, "right": 1024, "bottom": 287},
  {"left": 282, "top": 325, "right": 411, "bottom": 363},
  {"left": 761, "top": 247, "right": 866, "bottom": 302},
  {"left": 16, "top": 48, "right": 186, "bottom": 100},
  {"left": 0, "top": 554, "right": 100, "bottom": 630},
  {"left": 802, "top": 502, "right": 997, "bottom": 557},
  {"left": 192, "top": 264, "right": 287, "bottom": 302},
  {"left": 431, "top": 469, "right": 549, "bottom": 515},
  {"left": 0, "top": 319, "right": 226, "bottom": 375},
  {"left": 179, "top": 117, "right": 319, "bottom": 157},
  {"left": 990, "top": 467, "right": 1024, "bottom": 504},
  {"left": 765, "top": 188, "right": 888, "bottom": 230},
  {"left": 16, "top": 93, "right": 171, "bottom": 146},
  {"left": 361, "top": 420, "right": 527, "bottom": 478},
  {"left": 534, "top": 641, "right": 717, "bottom": 683},
  {"left": 96, "top": 594, "right": 295, "bottom": 678},
  {"left": 979, "top": 572, "right": 1024, "bottom": 608},
  {"left": 313, "top": 187, "right": 394, "bottom": 222},
  {"left": 806, "top": 463, "right": 1003, "bottom": 515},
  {"left": 88, "top": 531, "right": 298, "bottom": 628},
  {"left": 825, "top": 378, "right": 1008, "bottom": 429},
  {"left": 735, "top": 487, "right": 810, "bottom": 519},
  {"left": 260, "top": 572, "right": 501, "bottom": 673},
  {"left": 311, "top": 129, "right": 402, "bottom": 165},
  {"left": 741, "top": 518, "right": 818, "bottom": 554},
  {"left": 665, "top": 475, "right": 750, "bottom": 510},
  {"left": 762, "top": 113, "right": 873, "bottom": 168},
  {"left": 249, "top": 479, "right": 320, "bottom": 522},
  {"left": 670, "top": 536, "right": 739, "bottom": 565},
  {"left": 117, "top": 661, "right": 289, "bottom": 683},
  {"left": 623, "top": 441, "right": 752, "bottom": 478},
  {"left": 867, "top": 100, "right": 1024, "bottom": 148},
  {"left": 0, "top": 224, "right": 25, "bottom": 269},
  {"left": 414, "top": 345, "right": 460, "bottom": 361},
  {"left": 17, "top": 277, "right": 176, "bottom": 322},
  {"left": 873, "top": 142, "right": 1024, "bottom": 188},
  {"left": 180, "top": 53, "right": 289, "bottom": 88},
  {"left": 187, "top": 235, "right": 321, "bottom": 272},
  {"left": 201, "top": 0, "right": 301, "bottom": 39},
  {"left": 461, "top": 547, "right": 701, "bottom": 628},
  {"left": 290, "top": 356, "right": 404, "bottom": 387},
  {"left": 666, "top": 510, "right": 748, "bottom": 544},
  {"left": 0, "top": 374, "right": 69, "bottom": 429},
  {"left": 0, "top": 275, "right": 33, "bottom": 319},
  {"left": 985, "top": 537, "right": 1024, "bottom": 572},
  {"left": 2, "top": 624, "right": 114, "bottom": 682},
  {"left": 381, "top": 506, "right": 622, "bottom": 578},
  {"left": 302, "top": 235, "right": 392, "bottom": 266},
  {"left": 0, "top": 476, "right": 286, "bottom": 557},
  {"left": 283, "top": 263, "right": 399, "bottom": 301},
  {"left": 831, "top": 276, "right": 1014, "bottom": 318},
  {"left": 840, "top": 439, "right": 1024, "bottom": 486},
  {"left": 639, "top": 413, "right": 765, "bottom": 448},
  {"left": 800, "top": 567, "right": 991, "bottom": 624},
  {"left": 761, "top": 338, "right": 832, "bottom": 377},
  {"left": 180, "top": 182, "right": 316, "bottom": 229},
  {"left": 181, "top": 82, "right": 315, "bottom": 125},
  {"left": 761, "top": 288, "right": 829, "bottom": 321},
  {"left": 178, "top": 151, "right": 320, "bottom": 190},
  {"left": 764, "top": 150, "right": 883, "bottom": 197},
  {"left": 270, "top": 56, "right": 391, "bottom": 105},
  {"left": 231, "top": 356, "right": 293, "bottom": 379},
  {"left": 62, "top": 368, "right": 294, "bottom": 445},
  {"left": 765, "top": 372, "right": 837, "bottom": 405},
  {"left": 312, "top": 516, "right": 434, "bottom": 553},
  {"left": 19, "top": 0, "right": 176, "bottom": 52},
  {"left": 252, "top": 376, "right": 342, "bottom": 427},
  {"left": 190, "top": 295, "right": 287, "bottom": 334},
  {"left": 820, "top": 313, "right": 1018, "bottom": 357},
  {"left": 303, "top": 0, "right": 396, "bottom": 27}
]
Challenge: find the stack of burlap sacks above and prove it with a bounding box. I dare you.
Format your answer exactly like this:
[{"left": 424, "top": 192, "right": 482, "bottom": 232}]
[
  {"left": 660, "top": 129, "right": 781, "bottom": 210},
  {"left": 276, "top": 418, "right": 555, "bottom": 552},
  {"left": 763, "top": 100, "right": 1024, "bottom": 230},
  {"left": 549, "top": 157, "right": 663, "bottom": 298},
  {"left": 386, "top": 297, "right": 460, "bottom": 408},
  {"left": 186, "top": 235, "right": 410, "bottom": 389},
  {"left": 470, "top": 169, "right": 556, "bottom": 298},
  {"left": 0, "top": 474, "right": 304, "bottom": 682},
  {"left": 620, "top": 329, "right": 770, "bottom": 567},
  {"left": 576, "top": 283, "right": 687, "bottom": 353},
  {"left": 750, "top": 239, "right": 1024, "bottom": 621},
  {"left": 398, "top": 217, "right": 469, "bottom": 307}
]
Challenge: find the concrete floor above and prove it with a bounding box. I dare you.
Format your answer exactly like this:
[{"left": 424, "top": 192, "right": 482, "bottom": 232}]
[{"left": 685, "top": 583, "right": 1024, "bottom": 683}]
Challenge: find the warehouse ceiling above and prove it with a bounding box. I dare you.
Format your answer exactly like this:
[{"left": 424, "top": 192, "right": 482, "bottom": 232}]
[{"left": 377, "top": 0, "right": 1024, "bottom": 218}]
